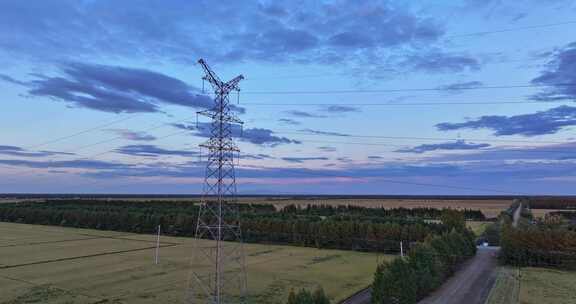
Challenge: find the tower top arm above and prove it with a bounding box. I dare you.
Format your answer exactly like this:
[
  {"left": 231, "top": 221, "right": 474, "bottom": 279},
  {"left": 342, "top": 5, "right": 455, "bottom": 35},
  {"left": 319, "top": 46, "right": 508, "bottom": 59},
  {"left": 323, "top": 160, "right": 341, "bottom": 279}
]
[
  {"left": 198, "top": 58, "right": 223, "bottom": 88},
  {"left": 198, "top": 58, "right": 244, "bottom": 92}
]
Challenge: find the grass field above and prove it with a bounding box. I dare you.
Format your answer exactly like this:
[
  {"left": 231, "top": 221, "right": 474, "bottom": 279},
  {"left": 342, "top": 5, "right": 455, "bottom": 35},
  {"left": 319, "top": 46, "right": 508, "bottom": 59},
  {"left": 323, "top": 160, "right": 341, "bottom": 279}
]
[
  {"left": 519, "top": 267, "right": 576, "bottom": 304},
  {"left": 485, "top": 267, "right": 519, "bottom": 304},
  {"left": 466, "top": 221, "right": 490, "bottom": 236},
  {"left": 486, "top": 266, "right": 576, "bottom": 304},
  {"left": 0, "top": 222, "right": 385, "bottom": 304}
]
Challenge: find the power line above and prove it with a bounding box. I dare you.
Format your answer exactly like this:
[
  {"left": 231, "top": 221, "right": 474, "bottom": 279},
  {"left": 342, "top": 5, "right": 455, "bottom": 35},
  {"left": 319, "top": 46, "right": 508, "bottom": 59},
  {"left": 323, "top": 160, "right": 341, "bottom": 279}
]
[
  {"left": 24, "top": 115, "right": 137, "bottom": 150},
  {"left": 445, "top": 20, "right": 576, "bottom": 39},
  {"left": 275, "top": 130, "right": 569, "bottom": 145},
  {"left": 0, "top": 116, "right": 196, "bottom": 181},
  {"left": 0, "top": 130, "right": 191, "bottom": 186},
  {"left": 241, "top": 83, "right": 576, "bottom": 95},
  {"left": 243, "top": 100, "right": 574, "bottom": 107},
  {"left": 65, "top": 117, "right": 193, "bottom": 154},
  {"left": 287, "top": 139, "right": 576, "bottom": 155}
]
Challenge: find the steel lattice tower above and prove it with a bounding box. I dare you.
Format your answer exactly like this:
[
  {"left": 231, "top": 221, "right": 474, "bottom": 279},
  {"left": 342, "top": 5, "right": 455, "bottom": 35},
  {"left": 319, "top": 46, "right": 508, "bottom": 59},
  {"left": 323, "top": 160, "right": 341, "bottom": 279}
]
[{"left": 189, "top": 59, "right": 246, "bottom": 304}]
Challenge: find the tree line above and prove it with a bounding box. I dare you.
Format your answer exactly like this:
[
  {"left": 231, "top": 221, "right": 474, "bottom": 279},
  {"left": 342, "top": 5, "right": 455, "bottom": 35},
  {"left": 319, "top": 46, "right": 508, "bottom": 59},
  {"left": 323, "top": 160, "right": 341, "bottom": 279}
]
[
  {"left": 0, "top": 200, "right": 463, "bottom": 253},
  {"left": 281, "top": 204, "right": 485, "bottom": 221},
  {"left": 371, "top": 228, "right": 477, "bottom": 304},
  {"left": 527, "top": 197, "right": 576, "bottom": 210},
  {"left": 499, "top": 199, "right": 576, "bottom": 270},
  {"left": 286, "top": 287, "right": 330, "bottom": 304}
]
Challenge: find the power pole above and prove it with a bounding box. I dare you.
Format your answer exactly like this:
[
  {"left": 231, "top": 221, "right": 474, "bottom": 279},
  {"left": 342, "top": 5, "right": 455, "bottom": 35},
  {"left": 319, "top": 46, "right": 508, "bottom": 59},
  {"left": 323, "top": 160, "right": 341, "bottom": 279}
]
[
  {"left": 155, "top": 225, "right": 160, "bottom": 265},
  {"left": 189, "top": 59, "right": 247, "bottom": 304}
]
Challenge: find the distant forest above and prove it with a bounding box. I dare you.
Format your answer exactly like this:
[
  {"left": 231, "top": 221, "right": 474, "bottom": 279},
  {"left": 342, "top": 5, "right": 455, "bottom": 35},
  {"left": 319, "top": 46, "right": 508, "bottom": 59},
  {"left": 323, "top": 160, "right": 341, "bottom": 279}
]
[
  {"left": 0, "top": 200, "right": 483, "bottom": 253},
  {"left": 527, "top": 198, "right": 576, "bottom": 209}
]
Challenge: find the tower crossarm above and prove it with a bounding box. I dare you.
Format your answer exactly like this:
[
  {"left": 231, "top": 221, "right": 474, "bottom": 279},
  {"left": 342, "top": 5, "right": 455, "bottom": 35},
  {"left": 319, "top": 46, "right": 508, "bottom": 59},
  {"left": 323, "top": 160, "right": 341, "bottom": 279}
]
[
  {"left": 199, "top": 140, "right": 240, "bottom": 152},
  {"left": 223, "top": 75, "right": 245, "bottom": 92},
  {"left": 197, "top": 110, "right": 244, "bottom": 125}
]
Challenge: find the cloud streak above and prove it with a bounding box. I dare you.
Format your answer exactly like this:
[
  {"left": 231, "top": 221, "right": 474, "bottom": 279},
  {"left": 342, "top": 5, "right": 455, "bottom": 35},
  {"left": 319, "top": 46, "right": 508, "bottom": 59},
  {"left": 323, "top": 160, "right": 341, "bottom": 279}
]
[
  {"left": 115, "top": 145, "right": 199, "bottom": 157},
  {"left": 436, "top": 106, "right": 576, "bottom": 136},
  {"left": 281, "top": 157, "right": 329, "bottom": 163},
  {"left": 437, "top": 81, "right": 484, "bottom": 92},
  {"left": 4, "top": 62, "right": 222, "bottom": 114},
  {"left": 299, "top": 129, "right": 350, "bottom": 137},
  {"left": 321, "top": 105, "right": 361, "bottom": 113},
  {"left": 107, "top": 129, "right": 156, "bottom": 141},
  {"left": 396, "top": 140, "right": 491, "bottom": 153},
  {"left": 0, "top": 145, "right": 74, "bottom": 158}
]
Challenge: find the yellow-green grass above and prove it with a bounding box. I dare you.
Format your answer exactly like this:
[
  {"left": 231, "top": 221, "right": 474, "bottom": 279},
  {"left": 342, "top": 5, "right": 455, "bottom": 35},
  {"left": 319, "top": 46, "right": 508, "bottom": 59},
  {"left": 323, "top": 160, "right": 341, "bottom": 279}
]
[
  {"left": 486, "top": 266, "right": 576, "bottom": 304},
  {"left": 519, "top": 267, "right": 576, "bottom": 304},
  {"left": 466, "top": 221, "right": 490, "bottom": 236},
  {"left": 485, "top": 267, "right": 519, "bottom": 304},
  {"left": 0, "top": 222, "right": 385, "bottom": 304}
]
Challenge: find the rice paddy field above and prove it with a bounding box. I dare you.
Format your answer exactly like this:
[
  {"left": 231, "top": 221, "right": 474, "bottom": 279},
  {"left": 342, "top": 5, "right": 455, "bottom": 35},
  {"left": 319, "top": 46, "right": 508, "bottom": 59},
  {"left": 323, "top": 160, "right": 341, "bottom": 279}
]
[{"left": 0, "top": 222, "right": 385, "bottom": 304}]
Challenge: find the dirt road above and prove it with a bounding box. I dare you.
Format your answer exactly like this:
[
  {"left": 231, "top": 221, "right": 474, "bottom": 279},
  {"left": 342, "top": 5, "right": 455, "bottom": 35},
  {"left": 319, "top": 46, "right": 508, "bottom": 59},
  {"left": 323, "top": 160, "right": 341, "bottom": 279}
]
[
  {"left": 418, "top": 247, "right": 499, "bottom": 304},
  {"left": 340, "top": 287, "right": 371, "bottom": 304},
  {"left": 340, "top": 247, "right": 499, "bottom": 304},
  {"left": 513, "top": 203, "right": 522, "bottom": 228}
]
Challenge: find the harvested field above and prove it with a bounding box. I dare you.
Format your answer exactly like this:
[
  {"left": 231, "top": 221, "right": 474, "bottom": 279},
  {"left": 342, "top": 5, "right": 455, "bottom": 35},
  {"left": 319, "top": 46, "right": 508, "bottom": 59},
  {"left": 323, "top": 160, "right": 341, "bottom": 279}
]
[
  {"left": 240, "top": 198, "right": 511, "bottom": 218},
  {"left": 0, "top": 222, "right": 386, "bottom": 304},
  {"left": 529, "top": 209, "right": 567, "bottom": 219}
]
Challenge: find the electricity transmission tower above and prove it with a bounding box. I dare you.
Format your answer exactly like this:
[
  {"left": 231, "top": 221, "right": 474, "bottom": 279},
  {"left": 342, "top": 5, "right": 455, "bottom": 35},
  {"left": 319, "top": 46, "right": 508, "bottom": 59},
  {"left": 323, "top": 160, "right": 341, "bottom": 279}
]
[{"left": 188, "top": 59, "right": 247, "bottom": 304}]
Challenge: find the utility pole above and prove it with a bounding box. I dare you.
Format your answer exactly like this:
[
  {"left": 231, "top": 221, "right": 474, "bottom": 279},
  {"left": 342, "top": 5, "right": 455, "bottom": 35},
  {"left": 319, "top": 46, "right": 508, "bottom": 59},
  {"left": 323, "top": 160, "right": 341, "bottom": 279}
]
[
  {"left": 189, "top": 59, "right": 247, "bottom": 304},
  {"left": 155, "top": 225, "right": 160, "bottom": 265}
]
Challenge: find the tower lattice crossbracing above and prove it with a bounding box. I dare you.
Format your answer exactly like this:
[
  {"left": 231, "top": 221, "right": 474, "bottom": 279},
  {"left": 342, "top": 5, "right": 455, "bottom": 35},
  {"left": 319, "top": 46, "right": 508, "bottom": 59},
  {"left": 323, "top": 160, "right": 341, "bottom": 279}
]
[{"left": 188, "top": 59, "right": 247, "bottom": 304}]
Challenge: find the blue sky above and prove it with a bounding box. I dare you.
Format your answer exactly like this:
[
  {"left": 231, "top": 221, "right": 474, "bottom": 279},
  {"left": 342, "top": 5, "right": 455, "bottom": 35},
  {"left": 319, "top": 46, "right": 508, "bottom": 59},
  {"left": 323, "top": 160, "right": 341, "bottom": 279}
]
[{"left": 1, "top": 0, "right": 576, "bottom": 195}]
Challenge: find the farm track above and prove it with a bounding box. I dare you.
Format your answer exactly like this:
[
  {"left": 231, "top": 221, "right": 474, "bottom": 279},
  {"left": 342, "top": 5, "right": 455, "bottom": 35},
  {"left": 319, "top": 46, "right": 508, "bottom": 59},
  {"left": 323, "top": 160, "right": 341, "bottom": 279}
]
[
  {"left": 0, "top": 243, "right": 180, "bottom": 270},
  {"left": 513, "top": 203, "right": 522, "bottom": 228},
  {"left": 0, "top": 228, "right": 181, "bottom": 248},
  {"left": 0, "top": 236, "right": 110, "bottom": 248},
  {"left": 339, "top": 287, "right": 371, "bottom": 304},
  {"left": 418, "top": 247, "right": 499, "bottom": 304},
  {"left": 341, "top": 248, "right": 500, "bottom": 304}
]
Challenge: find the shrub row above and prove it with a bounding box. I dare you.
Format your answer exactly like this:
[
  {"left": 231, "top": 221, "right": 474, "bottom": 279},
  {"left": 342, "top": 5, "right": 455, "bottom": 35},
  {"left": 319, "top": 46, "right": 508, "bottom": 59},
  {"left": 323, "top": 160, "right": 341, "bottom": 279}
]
[{"left": 371, "top": 229, "right": 477, "bottom": 304}]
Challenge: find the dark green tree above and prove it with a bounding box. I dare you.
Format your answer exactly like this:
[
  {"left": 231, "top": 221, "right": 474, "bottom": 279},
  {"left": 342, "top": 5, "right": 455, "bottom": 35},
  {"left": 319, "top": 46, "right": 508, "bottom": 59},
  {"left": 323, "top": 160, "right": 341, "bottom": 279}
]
[
  {"left": 312, "top": 287, "right": 330, "bottom": 304},
  {"left": 440, "top": 209, "right": 466, "bottom": 232}
]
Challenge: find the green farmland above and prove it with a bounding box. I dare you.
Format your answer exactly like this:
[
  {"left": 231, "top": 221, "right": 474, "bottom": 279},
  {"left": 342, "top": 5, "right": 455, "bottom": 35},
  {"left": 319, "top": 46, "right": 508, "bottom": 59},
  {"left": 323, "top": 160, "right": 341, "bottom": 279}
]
[{"left": 0, "top": 222, "right": 386, "bottom": 304}]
